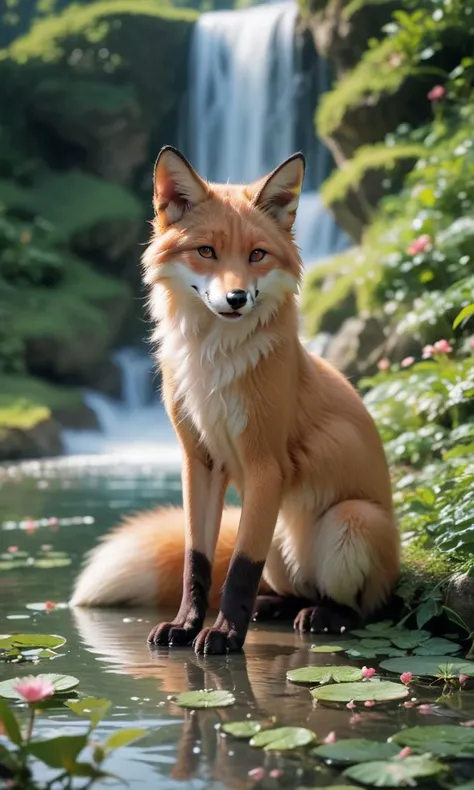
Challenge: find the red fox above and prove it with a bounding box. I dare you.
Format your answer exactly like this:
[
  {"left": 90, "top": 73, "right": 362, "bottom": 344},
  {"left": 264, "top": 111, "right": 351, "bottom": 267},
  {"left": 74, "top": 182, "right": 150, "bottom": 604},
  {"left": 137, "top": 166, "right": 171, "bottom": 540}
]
[{"left": 71, "top": 147, "right": 400, "bottom": 654}]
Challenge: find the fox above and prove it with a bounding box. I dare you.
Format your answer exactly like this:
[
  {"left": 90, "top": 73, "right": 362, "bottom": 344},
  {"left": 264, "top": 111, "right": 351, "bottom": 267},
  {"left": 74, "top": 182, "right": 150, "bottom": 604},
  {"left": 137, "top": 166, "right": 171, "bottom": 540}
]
[{"left": 70, "top": 146, "right": 400, "bottom": 654}]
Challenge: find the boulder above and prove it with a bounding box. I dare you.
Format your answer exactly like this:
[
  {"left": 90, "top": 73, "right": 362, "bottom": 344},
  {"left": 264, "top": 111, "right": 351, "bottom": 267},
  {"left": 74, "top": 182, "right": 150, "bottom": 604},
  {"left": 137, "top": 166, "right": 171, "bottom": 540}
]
[
  {"left": 0, "top": 418, "right": 63, "bottom": 462},
  {"left": 324, "top": 315, "right": 386, "bottom": 381}
]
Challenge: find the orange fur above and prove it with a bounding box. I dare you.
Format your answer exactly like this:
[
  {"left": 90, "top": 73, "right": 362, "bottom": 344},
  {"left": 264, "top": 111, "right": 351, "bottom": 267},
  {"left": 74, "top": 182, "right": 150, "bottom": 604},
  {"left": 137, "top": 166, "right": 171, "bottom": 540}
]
[{"left": 71, "top": 148, "right": 400, "bottom": 636}]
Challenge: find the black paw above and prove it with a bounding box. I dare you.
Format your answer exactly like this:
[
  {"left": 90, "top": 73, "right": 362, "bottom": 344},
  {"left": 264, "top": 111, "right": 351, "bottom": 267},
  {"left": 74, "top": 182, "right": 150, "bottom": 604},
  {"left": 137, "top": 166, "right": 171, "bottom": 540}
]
[
  {"left": 252, "top": 594, "right": 313, "bottom": 622},
  {"left": 148, "top": 621, "right": 200, "bottom": 647},
  {"left": 293, "top": 605, "right": 359, "bottom": 634},
  {"left": 193, "top": 627, "right": 244, "bottom": 655}
]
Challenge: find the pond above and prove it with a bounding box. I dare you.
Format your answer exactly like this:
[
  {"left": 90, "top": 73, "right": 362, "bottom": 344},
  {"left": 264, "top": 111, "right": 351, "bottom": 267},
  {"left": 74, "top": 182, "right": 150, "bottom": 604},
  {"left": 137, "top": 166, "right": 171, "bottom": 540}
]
[{"left": 1, "top": 455, "right": 474, "bottom": 789}]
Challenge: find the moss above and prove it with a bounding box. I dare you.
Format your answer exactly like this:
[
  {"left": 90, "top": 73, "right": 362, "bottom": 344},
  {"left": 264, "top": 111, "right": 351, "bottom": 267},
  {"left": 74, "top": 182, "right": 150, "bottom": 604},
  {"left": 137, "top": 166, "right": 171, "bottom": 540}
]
[
  {"left": 0, "top": 374, "right": 84, "bottom": 432},
  {"left": 0, "top": 396, "right": 50, "bottom": 431},
  {"left": 398, "top": 543, "right": 453, "bottom": 604}
]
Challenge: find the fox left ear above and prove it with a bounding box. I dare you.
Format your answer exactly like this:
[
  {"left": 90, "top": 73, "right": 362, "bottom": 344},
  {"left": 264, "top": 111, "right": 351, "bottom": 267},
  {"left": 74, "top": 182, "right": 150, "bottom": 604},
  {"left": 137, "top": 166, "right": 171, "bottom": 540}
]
[
  {"left": 249, "top": 153, "right": 305, "bottom": 231},
  {"left": 153, "top": 146, "right": 208, "bottom": 227}
]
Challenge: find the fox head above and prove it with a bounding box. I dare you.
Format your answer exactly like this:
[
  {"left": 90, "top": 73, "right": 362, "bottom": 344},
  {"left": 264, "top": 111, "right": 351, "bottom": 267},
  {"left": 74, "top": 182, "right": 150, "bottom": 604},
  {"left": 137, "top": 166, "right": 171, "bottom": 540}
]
[{"left": 142, "top": 147, "right": 305, "bottom": 325}]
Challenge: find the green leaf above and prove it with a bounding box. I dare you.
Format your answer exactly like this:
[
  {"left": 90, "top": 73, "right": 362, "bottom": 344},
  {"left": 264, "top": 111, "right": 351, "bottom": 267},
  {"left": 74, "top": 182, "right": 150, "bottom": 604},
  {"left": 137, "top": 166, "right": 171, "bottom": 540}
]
[
  {"left": 343, "top": 755, "right": 444, "bottom": 787},
  {"left": 250, "top": 727, "right": 316, "bottom": 751},
  {"left": 365, "top": 621, "right": 395, "bottom": 633},
  {"left": 0, "top": 673, "right": 79, "bottom": 699},
  {"left": 379, "top": 656, "right": 474, "bottom": 678},
  {"left": 104, "top": 728, "right": 147, "bottom": 752},
  {"left": 359, "top": 638, "right": 392, "bottom": 649},
  {"left": 310, "top": 644, "right": 346, "bottom": 653},
  {"left": 65, "top": 762, "right": 124, "bottom": 784},
  {"left": 311, "top": 680, "right": 408, "bottom": 704},
  {"left": 453, "top": 304, "right": 474, "bottom": 329},
  {"left": 174, "top": 690, "right": 236, "bottom": 709},
  {"left": 66, "top": 697, "right": 112, "bottom": 728},
  {"left": 314, "top": 739, "right": 400, "bottom": 764},
  {"left": 33, "top": 558, "right": 72, "bottom": 568},
  {"left": 457, "top": 783, "right": 474, "bottom": 790},
  {"left": 346, "top": 648, "right": 378, "bottom": 659},
  {"left": 0, "top": 698, "right": 22, "bottom": 745},
  {"left": 221, "top": 721, "right": 269, "bottom": 739},
  {"left": 392, "top": 725, "right": 474, "bottom": 757},
  {"left": 390, "top": 630, "right": 431, "bottom": 650},
  {"left": 416, "top": 599, "right": 440, "bottom": 629},
  {"left": 0, "top": 634, "right": 66, "bottom": 651},
  {"left": 29, "top": 734, "right": 88, "bottom": 768},
  {"left": 286, "top": 666, "right": 363, "bottom": 685},
  {"left": 413, "top": 637, "right": 461, "bottom": 656}
]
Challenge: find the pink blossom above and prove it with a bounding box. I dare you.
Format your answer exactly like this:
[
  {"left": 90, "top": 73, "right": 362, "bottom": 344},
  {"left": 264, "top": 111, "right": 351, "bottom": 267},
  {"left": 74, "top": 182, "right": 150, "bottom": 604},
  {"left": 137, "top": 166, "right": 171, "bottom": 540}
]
[
  {"left": 428, "top": 85, "right": 446, "bottom": 101},
  {"left": 417, "top": 704, "right": 432, "bottom": 715},
  {"left": 460, "top": 720, "right": 474, "bottom": 727},
  {"left": 364, "top": 700, "right": 375, "bottom": 708},
  {"left": 7, "top": 546, "right": 18, "bottom": 553},
  {"left": 41, "top": 545, "right": 52, "bottom": 552},
  {"left": 248, "top": 767, "right": 266, "bottom": 781},
  {"left": 400, "top": 672, "right": 413, "bottom": 685},
  {"left": 269, "top": 770, "right": 282, "bottom": 779},
  {"left": 48, "top": 517, "right": 59, "bottom": 527},
  {"left": 350, "top": 713, "right": 362, "bottom": 724},
  {"left": 324, "top": 731, "right": 336, "bottom": 744},
  {"left": 401, "top": 356, "right": 415, "bottom": 368},
  {"left": 377, "top": 358, "right": 390, "bottom": 372},
  {"left": 346, "top": 700, "right": 356, "bottom": 709},
  {"left": 396, "top": 747, "right": 412, "bottom": 759},
  {"left": 362, "top": 666, "right": 376, "bottom": 679},
  {"left": 422, "top": 344, "right": 435, "bottom": 359},
  {"left": 459, "top": 674, "right": 469, "bottom": 686},
  {"left": 433, "top": 339, "right": 452, "bottom": 354},
  {"left": 44, "top": 601, "right": 57, "bottom": 613},
  {"left": 13, "top": 676, "right": 55, "bottom": 703},
  {"left": 407, "top": 234, "right": 432, "bottom": 256},
  {"left": 403, "top": 701, "right": 414, "bottom": 708},
  {"left": 389, "top": 53, "right": 403, "bottom": 68}
]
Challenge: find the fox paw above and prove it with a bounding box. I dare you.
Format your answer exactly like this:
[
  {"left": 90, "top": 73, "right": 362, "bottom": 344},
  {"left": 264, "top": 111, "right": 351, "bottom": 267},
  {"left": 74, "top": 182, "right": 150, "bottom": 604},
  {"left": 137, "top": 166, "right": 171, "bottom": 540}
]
[
  {"left": 294, "top": 605, "right": 359, "bottom": 634},
  {"left": 193, "top": 626, "right": 244, "bottom": 655},
  {"left": 148, "top": 621, "right": 200, "bottom": 647}
]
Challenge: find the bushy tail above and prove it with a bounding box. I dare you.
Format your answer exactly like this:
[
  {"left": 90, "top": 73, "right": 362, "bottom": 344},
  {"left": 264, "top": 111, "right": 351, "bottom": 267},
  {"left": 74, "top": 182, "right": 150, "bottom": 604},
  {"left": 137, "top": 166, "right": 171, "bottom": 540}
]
[{"left": 70, "top": 506, "right": 241, "bottom": 608}]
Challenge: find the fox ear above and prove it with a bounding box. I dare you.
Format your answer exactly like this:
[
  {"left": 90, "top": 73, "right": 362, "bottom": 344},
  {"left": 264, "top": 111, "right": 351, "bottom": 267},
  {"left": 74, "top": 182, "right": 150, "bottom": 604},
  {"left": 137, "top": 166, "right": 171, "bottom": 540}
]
[
  {"left": 250, "top": 153, "right": 305, "bottom": 231},
  {"left": 153, "top": 147, "right": 208, "bottom": 226}
]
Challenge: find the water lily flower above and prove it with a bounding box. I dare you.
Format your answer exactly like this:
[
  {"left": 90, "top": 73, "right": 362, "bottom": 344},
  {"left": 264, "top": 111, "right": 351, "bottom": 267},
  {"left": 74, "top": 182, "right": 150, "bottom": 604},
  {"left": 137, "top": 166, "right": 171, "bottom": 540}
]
[
  {"left": 377, "top": 358, "right": 390, "bottom": 372},
  {"left": 417, "top": 703, "right": 432, "bottom": 714},
  {"left": 7, "top": 546, "right": 19, "bottom": 553},
  {"left": 403, "top": 701, "right": 414, "bottom": 708},
  {"left": 459, "top": 674, "right": 469, "bottom": 686},
  {"left": 44, "top": 601, "right": 57, "bottom": 613},
  {"left": 269, "top": 769, "right": 282, "bottom": 779},
  {"left": 400, "top": 356, "right": 415, "bottom": 368},
  {"left": 400, "top": 672, "right": 413, "bottom": 685},
  {"left": 324, "top": 731, "right": 336, "bottom": 744},
  {"left": 346, "top": 700, "right": 356, "bottom": 709},
  {"left": 396, "top": 747, "right": 412, "bottom": 759},
  {"left": 248, "top": 767, "right": 266, "bottom": 781},
  {"left": 364, "top": 700, "right": 375, "bottom": 708},
  {"left": 362, "top": 667, "right": 376, "bottom": 679},
  {"left": 407, "top": 234, "right": 432, "bottom": 255},
  {"left": 428, "top": 85, "right": 446, "bottom": 101},
  {"left": 13, "top": 676, "right": 55, "bottom": 703},
  {"left": 350, "top": 713, "right": 362, "bottom": 724}
]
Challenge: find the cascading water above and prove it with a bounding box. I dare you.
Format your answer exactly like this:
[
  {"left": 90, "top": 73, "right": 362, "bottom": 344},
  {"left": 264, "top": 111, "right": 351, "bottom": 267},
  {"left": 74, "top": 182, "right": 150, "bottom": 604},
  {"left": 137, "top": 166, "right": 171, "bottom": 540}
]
[{"left": 64, "top": 1, "right": 348, "bottom": 454}]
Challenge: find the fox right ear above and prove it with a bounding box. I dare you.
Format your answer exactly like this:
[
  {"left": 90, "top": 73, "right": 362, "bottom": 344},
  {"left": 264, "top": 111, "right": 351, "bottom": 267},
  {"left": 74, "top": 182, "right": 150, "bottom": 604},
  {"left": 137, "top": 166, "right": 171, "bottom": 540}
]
[{"left": 153, "top": 147, "right": 208, "bottom": 227}]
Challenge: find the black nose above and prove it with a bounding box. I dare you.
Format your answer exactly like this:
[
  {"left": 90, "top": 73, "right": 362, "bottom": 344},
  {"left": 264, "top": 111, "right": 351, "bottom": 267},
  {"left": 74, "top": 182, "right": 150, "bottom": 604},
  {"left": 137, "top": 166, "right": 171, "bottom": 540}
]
[{"left": 226, "top": 289, "right": 247, "bottom": 310}]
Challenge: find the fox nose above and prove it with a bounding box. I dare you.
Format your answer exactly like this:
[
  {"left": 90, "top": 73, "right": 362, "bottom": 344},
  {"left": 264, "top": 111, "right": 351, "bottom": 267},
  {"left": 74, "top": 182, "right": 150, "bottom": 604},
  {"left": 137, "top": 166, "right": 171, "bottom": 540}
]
[{"left": 226, "top": 289, "right": 247, "bottom": 310}]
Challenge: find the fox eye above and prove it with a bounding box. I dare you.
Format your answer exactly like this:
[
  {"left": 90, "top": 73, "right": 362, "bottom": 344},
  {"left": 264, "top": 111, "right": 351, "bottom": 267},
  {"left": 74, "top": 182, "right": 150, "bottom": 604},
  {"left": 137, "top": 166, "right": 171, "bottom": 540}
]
[
  {"left": 198, "top": 246, "right": 216, "bottom": 259},
  {"left": 249, "top": 249, "right": 267, "bottom": 263}
]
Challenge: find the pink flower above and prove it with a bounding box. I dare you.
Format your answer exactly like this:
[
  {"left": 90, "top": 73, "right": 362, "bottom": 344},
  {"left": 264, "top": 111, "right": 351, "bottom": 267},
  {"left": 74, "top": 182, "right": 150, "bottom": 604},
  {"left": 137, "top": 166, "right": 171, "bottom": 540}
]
[
  {"left": 248, "top": 767, "right": 266, "bottom": 781},
  {"left": 7, "top": 546, "right": 18, "bottom": 553},
  {"left": 400, "top": 672, "right": 413, "bottom": 685},
  {"left": 417, "top": 704, "right": 432, "bottom": 715},
  {"left": 350, "top": 713, "right": 362, "bottom": 724},
  {"left": 13, "top": 676, "right": 55, "bottom": 703},
  {"left": 422, "top": 344, "right": 435, "bottom": 359},
  {"left": 401, "top": 356, "right": 415, "bottom": 368},
  {"left": 324, "top": 731, "right": 336, "bottom": 744},
  {"left": 346, "top": 700, "right": 356, "bottom": 709},
  {"left": 396, "top": 747, "right": 412, "bottom": 759},
  {"left": 459, "top": 674, "right": 469, "bottom": 686},
  {"left": 362, "top": 666, "right": 376, "bottom": 679},
  {"left": 41, "top": 545, "right": 52, "bottom": 552},
  {"left": 364, "top": 700, "right": 375, "bottom": 708},
  {"left": 428, "top": 85, "right": 446, "bottom": 101},
  {"left": 48, "top": 517, "right": 59, "bottom": 527},
  {"left": 389, "top": 53, "right": 403, "bottom": 68},
  {"left": 461, "top": 720, "right": 474, "bottom": 727},
  {"left": 269, "top": 770, "right": 282, "bottom": 779},
  {"left": 407, "top": 234, "right": 432, "bottom": 255},
  {"left": 44, "top": 601, "right": 56, "bottom": 613},
  {"left": 377, "top": 358, "right": 390, "bottom": 372},
  {"left": 433, "top": 339, "right": 452, "bottom": 354},
  {"left": 403, "top": 701, "right": 414, "bottom": 708}
]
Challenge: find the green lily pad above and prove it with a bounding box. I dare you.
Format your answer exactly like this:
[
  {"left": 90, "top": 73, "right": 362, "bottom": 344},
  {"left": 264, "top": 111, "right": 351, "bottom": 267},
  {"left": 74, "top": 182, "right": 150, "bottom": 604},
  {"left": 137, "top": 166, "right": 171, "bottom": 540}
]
[
  {"left": 0, "top": 673, "right": 79, "bottom": 699},
  {"left": 380, "top": 656, "right": 474, "bottom": 678},
  {"left": 457, "top": 783, "right": 474, "bottom": 790},
  {"left": 412, "top": 637, "right": 461, "bottom": 656},
  {"left": 250, "top": 726, "right": 316, "bottom": 751},
  {"left": 365, "top": 621, "right": 394, "bottom": 633},
  {"left": 359, "top": 638, "right": 392, "bottom": 649},
  {"left": 0, "top": 634, "right": 66, "bottom": 651},
  {"left": 346, "top": 648, "right": 378, "bottom": 660},
  {"left": 314, "top": 739, "right": 400, "bottom": 764},
  {"left": 389, "top": 630, "right": 431, "bottom": 650},
  {"left": 287, "top": 666, "right": 363, "bottom": 685},
  {"left": 310, "top": 644, "right": 346, "bottom": 653},
  {"left": 311, "top": 680, "right": 408, "bottom": 704},
  {"left": 221, "top": 721, "right": 268, "bottom": 739},
  {"left": 343, "top": 755, "right": 444, "bottom": 787},
  {"left": 392, "top": 725, "right": 474, "bottom": 757},
  {"left": 174, "top": 690, "right": 235, "bottom": 709},
  {"left": 34, "top": 558, "right": 72, "bottom": 569}
]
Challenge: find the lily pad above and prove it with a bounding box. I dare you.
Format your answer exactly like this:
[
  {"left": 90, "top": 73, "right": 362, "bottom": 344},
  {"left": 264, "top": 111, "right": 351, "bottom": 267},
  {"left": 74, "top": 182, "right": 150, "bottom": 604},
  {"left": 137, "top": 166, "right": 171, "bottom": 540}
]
[
  {"left": 359, "top": 638, "right": 392, "bottom": 650},
  {"left": 311, "top": 680, "right": 408, "bottom": 704},
  {"left": 343, "top": 755, "right": 444, "bottom": 787},
  {"left": 174, "top": 690, "right": 235, "bottom": 709},
  {"left": 0, "top": 673, "right": 79, "bottom": 699},
  {"left": 392, "top": 725, "right": 474, "bottom": 758},
  {"left": 346, "top": 648, "right": 378, "bottom": 660},
  {"left": 412, "top": 637, "right": 461, "bottom": 656},
  {"left": 221, "top": 721, "right": 268, "bottom": 739},
  {"left": 287, "top": 666, "right": 363, "bottom": 685},
  {"left": 34, "top": 558, "right": 72, "bottom": 569},
  {"left": 314, "top": 739, "right": 400, "bottom": 764},
  {"left": 250, "top": 726, "right": 316, "bottom": 751},
  {"left": 390, "top": 630, "right": 431, "bottom": 650},
  {"left": 365, "top": 621, "right": 394, "bottom": 633},
  {"left": 380, "top": 656, "right": 474, "bottom": 678},
  {"left": 310, "top": 644, "right": 347, "bottom": 653},
  {"left": 0, "top": 634, "right": 66, "bottom": 651}
]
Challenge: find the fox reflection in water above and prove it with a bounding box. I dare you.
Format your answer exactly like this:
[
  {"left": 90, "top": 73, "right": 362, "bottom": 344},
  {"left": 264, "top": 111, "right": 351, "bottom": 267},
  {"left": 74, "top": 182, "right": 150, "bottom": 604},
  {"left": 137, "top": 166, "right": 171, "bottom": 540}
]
[{"left": 72, "top": 607, "right": 354, "bottom": 787}]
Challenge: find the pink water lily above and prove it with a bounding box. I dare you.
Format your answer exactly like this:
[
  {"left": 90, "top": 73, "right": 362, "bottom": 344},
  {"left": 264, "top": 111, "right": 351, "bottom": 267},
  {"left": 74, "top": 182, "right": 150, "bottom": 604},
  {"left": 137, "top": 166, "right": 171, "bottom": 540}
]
[
  {"left": 418, "top": 703, "right": 432, "bottom": 715},
  {"left": 324, "top": 731, "right": 336, "bottom": 744},
  {"left": 350, "top": 713, "right": 362, "bottom": 724},
  {"left": 13, "top": 676, "right": 55, "bottom": 703},
  {"left": 364, "top": 700, "right": 375, "bottom": 708},
  {"left": 400, "top": 672, "right": 413, "bottom": 685},
  {"left": 44, "top": 601, "right": 57, "bottom": 613},
  {"left": 346, "top": 700, "right": 356, "bottom": 710},
  {"left": 362, "top": 666, "right": 376, "bottom": 679},
  {"left": 396, "top": 747, "right": 412, "bottom": 759},
  {"left": 400, "top": 356, "right": 415, "bottom": 368},
  {"left": 407, "top": 234, "right": 432, "bottom": 256},
  {"left": 248, "top": 767, "right": 266, "bottom": 781},
  {"left": 403, "top": 701, "right": 414, "bottom": 708},
  {"left": 459, "top": 674, "right": 469, "bottom": 685},
  {"left": 428, "top": 85, "right": 446, "bottom": 101},
  {"left": 269, "top": 769, "right": 282, "bottom": 779}
]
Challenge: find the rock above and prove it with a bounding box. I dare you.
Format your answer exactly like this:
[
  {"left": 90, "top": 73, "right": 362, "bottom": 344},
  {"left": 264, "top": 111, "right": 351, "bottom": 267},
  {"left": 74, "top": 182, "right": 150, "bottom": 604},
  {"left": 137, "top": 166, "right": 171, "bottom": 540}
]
[
  {"left": 0, "top": 418, "right": 63, "bottom": 462},
  {"left": 53, "top": 404, "right": 98, "bottom": 431},
  {"left": 445, "top": 572, "right": 474, "bottom": 634},
  {"left": 324, "top": 315, "right": 386, "bottom": 381},
  {"left": 385, "top": 329, "right": 423, "bottom": 364}
]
